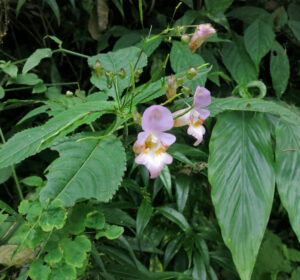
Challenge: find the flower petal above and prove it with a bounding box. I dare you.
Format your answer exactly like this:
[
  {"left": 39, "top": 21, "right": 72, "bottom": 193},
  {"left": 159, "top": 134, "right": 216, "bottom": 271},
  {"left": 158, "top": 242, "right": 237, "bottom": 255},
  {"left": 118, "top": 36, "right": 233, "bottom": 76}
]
[
  {"left": 173, "top": 108, "right": 191, "bottom": 127},
  {"left": 135, "top": 151, "right": 173, "bottom": 178},
  {"left": 197, "top": 108, "right": 210, "bottom": 120},
  {"left": 187, "top": 124, "right": 206, "bottom": 146},
  {"left": 160, "top": 132, "right": 176, "bottom": 146},
  {"left": 193, "top": 86, "right": 211, "bottom": 109},
  {"left": 142, "top": 105, "right": 174, "bottom": 132},
  {"left": 137, "top": 131, "right": 149, "bottom": 145}
]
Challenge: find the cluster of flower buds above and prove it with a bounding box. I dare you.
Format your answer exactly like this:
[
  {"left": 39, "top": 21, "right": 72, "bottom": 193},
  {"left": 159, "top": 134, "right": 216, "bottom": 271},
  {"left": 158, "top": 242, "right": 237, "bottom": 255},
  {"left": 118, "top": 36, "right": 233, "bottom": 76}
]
[{"left": 133, "top": 86, "right": 211, "bottom": 178}]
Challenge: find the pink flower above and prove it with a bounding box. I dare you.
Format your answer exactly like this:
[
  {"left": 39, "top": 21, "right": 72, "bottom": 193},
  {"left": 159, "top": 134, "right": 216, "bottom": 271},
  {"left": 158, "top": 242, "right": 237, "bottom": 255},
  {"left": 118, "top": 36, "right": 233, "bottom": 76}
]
[
  {"left": 189, "top": 23, "right": 216, "bottom": 52},
  {"left": 173, "top": 86, "right": 211, "bottom": 146},
  {"left": 133, "top": 105, "right": 176, "bottom": 178}
]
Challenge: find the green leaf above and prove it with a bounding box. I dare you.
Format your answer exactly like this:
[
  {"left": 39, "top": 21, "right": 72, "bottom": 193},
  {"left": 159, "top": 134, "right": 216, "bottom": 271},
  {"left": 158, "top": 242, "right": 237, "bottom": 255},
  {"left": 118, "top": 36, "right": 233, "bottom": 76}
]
[
  {"left": 0, "top": 166, "right": 12, "bottom": 184},
  {"left": 65, "top": 203, "right": 91, "bottom": 234},
  {"left": 96, "top": 225, "right": 124, "bottom": 240},
  {"left": 16, "top": 0, "right": 26, "bottom": 16},
  {"left": 40, "top": 135, "right": 126, "bottom": 207},
  {"left": 270, "top": 41, "right": 290, "bottom": 98},
  {"left": 244, "top": 19, "right": 275, "bottom": 68},
  {"left": 0, "top": 62, "right": 18, "bottom": 78},
  {"left": 22, "top": 48, "right": 52, "bottom": 74},
  {"left": 159, "top": 166, "right": 172, "bottom": 199},
  {"left": 0, "top": 101, "right": 113, "bottom": 169},
  {"left": 44, "top": 243, "right": 63, "bottom": 265},
  {"left": 39, "top": 200, "right": 67, "bottom": 231},
  {"left": 208, "top": 97, "right": 300, "bottom": 125},
  {"left": 45, "top": 0, "right": 60, "bottom": 25},
  {"left": 21, "top": 176, "right": 43, "bottom": 187},
  {"left": 0, "top": 86, "right": 4, "bottom": 99},
  {"left": 7, "top": 73, "right": 42, "bottom": 86},
  {"left": 88, "top": 47, "right": 147, "bottom": 99},
  {"left": 156, "top": 206, "right": 191, "bottom": 232},
  {"left": 175, "top": 175, "right": 190, "bottom": 213},
  {"left": 208, "top": 111, "right": 275, "bottom": 280},
  {"left": 205, "top": 0, "right": 233, "bottom": 13},
  {"left": 60, "top": 235, "right": 91, "bottom": 267},
  {"left": 49, "top": 263, "right": 76, "bottom": 280},
  {"left": 275, "top": 121, "right": 300, "bottom": 242},
  {"left": 17, "top": 105, "right": 49, "bottom": 125},
  {"left": 222, "top": 36, "right": 258, "bottom": 84},
  {"left": 136, "top": 199, "right": 153, "bottom": 238},
  {"left": 192, "top": 252, "right": 207, "bottom": 280},
  {"left": 28, "top": 259, "right": 51, "bottom": 280},
  {"left": 288, "top": 3, "right": 300, "bottom": 42},
  {"left": 86, "top": 210, "right": 105, "bottom": 230}
]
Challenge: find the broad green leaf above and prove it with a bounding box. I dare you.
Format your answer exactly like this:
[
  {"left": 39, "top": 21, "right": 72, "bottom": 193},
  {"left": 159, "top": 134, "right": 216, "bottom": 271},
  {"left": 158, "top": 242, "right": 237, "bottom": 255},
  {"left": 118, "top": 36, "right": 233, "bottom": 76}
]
[
  {"left": 86, "top": 210, "right": 105, "bottom": 230},
  {"left": 208, "top": 111, "right": 275, "bottom": 280},
  {"left": 28, "top": 259, "right": 51, "bottom": 280},
  {"left": 0, "top": 62, "right": 18, "bottom": 77},
  {"left": 45, "top": 0, "right": 60, "bottom": 25},
  {"left": 222, "top": 36, "right": 258, "bottom": 84},
  {"left": 39, "top": 200, "right": 67, "bottom": 231},
  {"left": 44, "top": 243, "right": 63, "bottom": 265},
  {"left": 288, "top": 3, "right": 300, "bottom": 42},
  {"left": 0, "top": 101, "right": 113, "bottom": 169},
  {"left": 19, "top": 200, "right": 42, "bottom": 224},
  {"left": 22, "top": 48, "right": 52, "bottom": 74},
  {"left": 0, "top": 166, "right": 12, "bottom": 184},
  {"left": 270, "top": 42, "right": 290, "bottom": 98},
  {"left": 175, "top": 175, "right": 190, "bottom": 213},
  {"left": 208, "top": 97, "right": 300, "bottom": 125},
  {"left": 136, "top": 199, "right": 153, "bottom": 238},
  {"left": 17, "top": 105, "right": 49, "bottom": 125},
  {"left": 7, "top": 73, "right": 42, "bottom": 86},
  {"left": 205, "top": 0, "right": 233, "bottom": 13},
  {"left": 136, "top": 37, "right": 162, "bottom": 57},
  {"left": 156, "top": 206, "right": 191, "bottom": 232},
  {"left": 275, "top": 121, "right": 300, "bottom": 242},
  {"left": 96, "top": 225, "right": 124, "bottom": 240},
  {"left": 88, "top": 47, "right": 147, "bottom": 99},
  {"left": 49, "top": 263, "right": 76, "bottom": 280},
  {"left": 292, "top": 268, "right": 300, "bottom": 280},
  {"left": 244, "top": 19, "right": 275, "bottom": 68},
  {"left": 21, "top": 176, "right": 43, "bottom": 187},
  {"left": 40, "top": 135, "right": 126, "bottom": 207},
  {"left": 60, "top": 235, "right": 91, "bottom": 267}
]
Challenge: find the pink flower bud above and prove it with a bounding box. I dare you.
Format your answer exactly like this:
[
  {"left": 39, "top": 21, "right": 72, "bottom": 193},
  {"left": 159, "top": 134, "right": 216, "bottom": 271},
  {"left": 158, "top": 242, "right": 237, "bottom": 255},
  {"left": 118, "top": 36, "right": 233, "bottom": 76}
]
[
  {"left": 189, "top": 24, "right": 216, "bottom": 53},
  {"left": 166, "top": 75, "right": 177, "bottom": 99}
]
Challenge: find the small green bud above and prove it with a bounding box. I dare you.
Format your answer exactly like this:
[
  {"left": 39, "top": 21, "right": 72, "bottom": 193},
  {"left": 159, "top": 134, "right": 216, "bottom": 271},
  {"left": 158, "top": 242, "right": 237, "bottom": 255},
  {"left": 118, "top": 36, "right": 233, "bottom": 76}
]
[
  {"left": 134, "top": 68, "right": 143, "bottom": 81},
  {"left": 176, "top": 77, "right": 184, "bottom": 86},
  {"left": 105, "top": 71, "right": 113, "bottom": 88},
  {"left": 66, "top": 90, "right": 73, "bottom": 97},
  {"left": 186, "top": 67, "right": 198, "bottom": 80},
  {"left": 182, "top": 86, "right": 192, "bottom": 95},
  {"left": 181, "top": 34, "right": 190, "bottom": 44},
  {"left": 93, "top": 60, "right": 103, "bottom": 78},
  {"left": 118, "top": 68, "right": 126, "bottom": 79}
]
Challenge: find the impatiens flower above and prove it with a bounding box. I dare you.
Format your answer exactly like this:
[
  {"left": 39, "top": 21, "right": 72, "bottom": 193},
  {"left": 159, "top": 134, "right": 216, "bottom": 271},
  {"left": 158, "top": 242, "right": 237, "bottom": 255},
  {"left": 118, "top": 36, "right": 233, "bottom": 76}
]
[
  {"left": 133, "top": 105, "right": 176, "bottom": 179},
  {"left": 173, "top": 86, "right": 211, "bottom": 146},
  {"left": 189, "top": 23, "right": 216, "bottom": 53}
]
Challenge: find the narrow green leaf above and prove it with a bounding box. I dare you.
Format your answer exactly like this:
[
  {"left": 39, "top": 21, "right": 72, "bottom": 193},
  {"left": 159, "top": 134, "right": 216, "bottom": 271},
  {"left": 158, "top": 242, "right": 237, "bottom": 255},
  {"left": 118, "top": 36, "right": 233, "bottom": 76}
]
[
  {"left": 45, "top": 0, "right": 60, "bottom": 25},
  {"left": 22, "top": 48, "right": 52, "bottom": 74},
  {"left": 288, "top": 3, "right": 300, "bottom": 42},
  {"left": 40, "top": 135, "right": 126, "bottom": 207},
  {"left": 21, "top": 176, "right": 43, "bottom": 187},
  {"left": 136, "top": 199, "right": 153, "bottom": 238},
  {"left": 156, "top": 206, "right": 191, "bottom": 232},
  {"left": 138, "top": 0, "right": 143, "bottom": 27},
  {"left": 270, "top": 42, "right": 290, "bottom": 97},
  {"left": 16, "top": 0, "right": 26, "bottom": 16},
  {"left": 208, "top": 111, "right": 275, "bottom": 280},
  {"left": 244, "top": 19, "right": 275, "bottom": 68},
  {"left": 0, "top": 86, "right": 4, "bottom": 99},
  {"left": 175, "top": 175, "right": 190, "bottom": 213},
  {"left": 159, "top": 166, "right": 172, "bottom": 199},
  {"left": 192, "top": 252, "right": 207, "bottom": 280},
  {"left": 275, "top": 121, "right": 300, "bottom": 242}
]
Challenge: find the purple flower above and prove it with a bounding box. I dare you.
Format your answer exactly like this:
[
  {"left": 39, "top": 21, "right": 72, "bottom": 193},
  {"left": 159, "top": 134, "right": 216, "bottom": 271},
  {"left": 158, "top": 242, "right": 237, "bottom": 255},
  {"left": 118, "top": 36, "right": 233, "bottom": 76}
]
[
  {"left": 173, "top": 86, "right": 211, "bottom": 146},
  {"left": 133, "top": 105, "right": 176, "bottom": 178},
  {"left": 189, "top": 23, "right": 216, "bottom": 53}
]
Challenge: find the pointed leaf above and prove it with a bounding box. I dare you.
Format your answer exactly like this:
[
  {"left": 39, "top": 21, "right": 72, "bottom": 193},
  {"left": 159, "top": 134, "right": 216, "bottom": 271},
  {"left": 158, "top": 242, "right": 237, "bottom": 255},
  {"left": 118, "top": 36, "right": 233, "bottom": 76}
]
[
  {"left": 40, "top": 135, "right": 126, "bottom": 207},
  {"left": 208, "top": 111, "right": 275, "bottom": 280},
  {"left": 175, "top": 175, "right": 191, "bottom": 213},
  {"left": 275, "top": 121, "right": 300, "bottom": 242},
  {"left": 136, "top": 199, "right": 153, "bottom": 238},
  {"left": 22, "top": 48, "right": 52, "bottom": 74}
]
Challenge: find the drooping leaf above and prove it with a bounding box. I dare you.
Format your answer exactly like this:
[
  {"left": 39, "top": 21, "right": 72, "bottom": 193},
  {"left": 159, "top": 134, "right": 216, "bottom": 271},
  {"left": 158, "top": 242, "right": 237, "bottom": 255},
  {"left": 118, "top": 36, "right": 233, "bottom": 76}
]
[
  {"left": 208, "top": 111, "right": 275, "bottom": 280},
  {"left": 0, "top": 62, "right": 18, "bottom": 77},
  {"left": 275, "top": 121, "right": 300, "bottom": 242},
  {"left": 40, "top": 134, "right": 126, "bottom": 207},
  {"left": 244, "top": 19, "right": 275, "bottom": 68},
  {"left": 28, "top": 259, "right": 51, "bottom": 280},
  {"left": 175, "top": 175, "right": 191, "bottom": 213},
  {"left": 270, "top": 42, "right": 290, "bottom": 98},
  {"left": 22, "top": 48, "right": 52, "bottom": 74},
  {"left": 45, "top": 0, "right": 60, "bottom": 25},
  {"left": 16, "top": 0, "right": 26, "bottom": 16},
  {"left": 0, "top": 101, "right": 113, "bottom": 169},
  {"left": 222, "top": 36, "right": 258, "bottom": 84}
]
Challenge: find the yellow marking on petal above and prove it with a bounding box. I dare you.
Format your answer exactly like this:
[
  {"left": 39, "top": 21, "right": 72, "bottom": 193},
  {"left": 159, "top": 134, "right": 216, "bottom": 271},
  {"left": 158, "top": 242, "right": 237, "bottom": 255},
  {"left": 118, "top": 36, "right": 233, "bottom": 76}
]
[
  {"left": 155, "top": 149, "right": 162, "bottom": 155},
  {"left": 193, "top": 122, "right": 201, "bottom": 127}
]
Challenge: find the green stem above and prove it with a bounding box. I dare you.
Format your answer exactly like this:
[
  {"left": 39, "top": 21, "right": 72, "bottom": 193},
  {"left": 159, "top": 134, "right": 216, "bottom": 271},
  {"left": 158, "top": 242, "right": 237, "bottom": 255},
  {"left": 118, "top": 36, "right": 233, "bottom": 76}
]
[
  {"left": 173, "top": 105, "right": 194, "bottom": 120},
  {"left": 160, "top": 92, "right": 184, "bottom": 106},
  {"left": 4, "top": 82, "right": 79, "bottom": 92},
  {"left": 53, "top": 48, "right": 90, "bottom": 59},
  {"left": 0, "top": 128, "right": 23, "bottom": 201}
]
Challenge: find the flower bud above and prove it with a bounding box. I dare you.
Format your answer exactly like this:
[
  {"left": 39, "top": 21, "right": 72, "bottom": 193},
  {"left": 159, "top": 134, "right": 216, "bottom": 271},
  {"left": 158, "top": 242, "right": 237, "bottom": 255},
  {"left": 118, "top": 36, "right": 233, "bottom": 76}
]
[
  {"left": 182, "top": 86, "right": 192, "bottom": 95},
  {"left": 118, "top": 68, "right": 126, "bottom": 79},
  {"left": 105, "top": 71, "right": 113, "bottom": 88},
  {"left": 189, "top": 23, "right": 216, "bottom": 53},
  {"left": 66, "top": 90, "right": 73, "bottom": 97},
  {"left": 93, "top": 60, "right": 103, "bottom": 78},
  {"left": 166, "top": 75, "right": 177, "bottom": 99},
  {"left": 186, "top": 67, "right": 198, "bottom": 80},
  {"left": 181, "top": 34, "right": 190, "bottom": 44},
  {"left": 176, "top": 77, "right": 184, "bottom": 87},
  {"left": 134, "top": 68, "right": 143, "bottom": 82}
]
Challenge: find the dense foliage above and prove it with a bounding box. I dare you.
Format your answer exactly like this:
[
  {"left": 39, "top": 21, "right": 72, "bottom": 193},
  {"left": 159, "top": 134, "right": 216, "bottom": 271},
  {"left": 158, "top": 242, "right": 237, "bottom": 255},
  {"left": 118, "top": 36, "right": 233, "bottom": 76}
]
[{"left": 1, "top": 0, "right": 300, "bottom": 279}]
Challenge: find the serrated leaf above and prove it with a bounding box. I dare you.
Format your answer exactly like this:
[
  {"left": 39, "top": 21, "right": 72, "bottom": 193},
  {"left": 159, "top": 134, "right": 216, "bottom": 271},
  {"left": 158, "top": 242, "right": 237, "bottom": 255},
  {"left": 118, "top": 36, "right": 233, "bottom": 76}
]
[
  {"left": 40, "top": 135, "right": 126, "bottom": 207},
  {"left": 88, "top": 47, "right": 147, "bottom": 99},
  {"left": 136, "top": 199, "right": 153, "bottom": 238},
  {"left": 60, "top": 235, "right": 91, "bottom": 267},
  {"left": 39, "top": 200, "right": 67, "bottom": 231},
  {"left": 244, "top": 19, "right": 275, "bottom": 68},
  {"left": 208, "top": 111, "right": 275, "bottom": 280},
  {"left": 28, "top": 259, "right": 51, "bottom": 280},
  {"left": 86, "top": 210, "right": 105, "bottom": 230},
  {"left": 270, "top": 42, "right": 290, "bottom": 98},
  {"left": 0, "top": 101, "right": 113, "bottom": 169},
  {"left": 49, "top": 263, "right": 76, "bottom": 280},
  {"left": 222, "top": 36, "right": 258, "bottom": 84},
  {"left": 22, "top": 48, "right": 52, "bottom": 74},
  {"left": 44, "top": 243, "right": 63, "bottom": 265},
  {"left": 96, "top": 225, "right": 124, "bottom": 240},
  {"left": 275, "top": 121, "right": 300, "bottom": 242}
]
